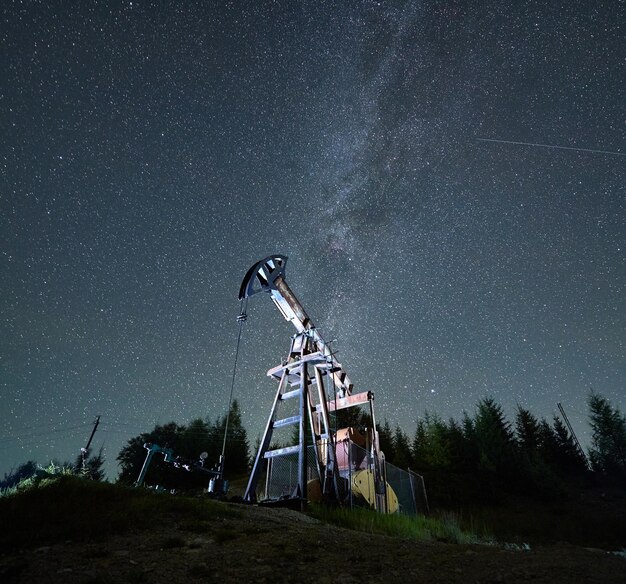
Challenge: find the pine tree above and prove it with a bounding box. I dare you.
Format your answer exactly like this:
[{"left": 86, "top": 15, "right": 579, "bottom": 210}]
[
  {"left": 377, "top": 419, "right": 395, "bottom": 464},
  {"left": 419, "top": 413, "right": 453, "bottom": 469},
  {"left": 446, "top": 417, "right": 470, "bottom": 470},
  {"left": 412, "top": 419, "right": 427, "bottom": 467},
  {"left": 0, "top": 461, "right": 38, "bottom": 490},
  {"left": 392, "top": 425, "right": 413, "bottom": 469},
  {"left": 116, "top": 422, "right": 185, "bottom": 485},
  {"left": 551, "top": 416, "right": 588, "bottom": 476},
  {"left": 515, "top": 407, "right": 542, "bottom": 454},
  {"left": 587, "top": 392, "right": 626, "bottom": 478},
  {"left": 213, "top": 400, "right": 250, "bottom": 475},
  {"left": 473, "top": 397, "right": 516, "bottom": 478},
  {"left": 537, "top": 418, "right": 560, "bottom": 467},
  {"left": 335, "top": 405, "right": 371, "bottom": 431}
]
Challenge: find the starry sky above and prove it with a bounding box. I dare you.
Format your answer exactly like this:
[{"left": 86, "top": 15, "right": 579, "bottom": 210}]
[{"left": 1, "top": 1, "right": 624, "bottom": 480}]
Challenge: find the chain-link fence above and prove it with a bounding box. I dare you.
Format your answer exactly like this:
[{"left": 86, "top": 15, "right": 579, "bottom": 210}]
[
  {"left": 385, "top": 462, "right": 429, "bottom": 515},
  {"left": 259, "top": 451, "right": 301, "bottom": 500},
  {"left": 253, "top": 439, "right": 428, "bottom": 516}
]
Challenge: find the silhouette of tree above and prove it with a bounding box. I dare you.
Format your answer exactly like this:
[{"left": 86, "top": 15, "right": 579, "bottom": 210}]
[
  {"left": 515, "top": 407, "right": 542, "bottom": 454},
  {"left": 216, "top": 399, "right": 250, "bottom": 475},
  {"left": 588, "top": 392, "right": 626, "bottom": 478},
  {"left": 458, "top": 411, "right": 479, "bottom": 472},
  {"left": 550, "top": 416, "right": 588, "bottom": 477},
  {"left": 411, "top": 419, "right": 426, "bottom": 465},
  {"left": 377, "top": 419, "right": 395, "bottom": 463},
  {"left": 473, "top": 397, "right": 516, "bottom": 478},
  {"left": 393, "top": 424, "right": 412, "bottom": 469},
  {"left": 116, "top": 401, "right": 250, "bottom": 488},
  {"left": 117, "top": 422, "right": 185, "bottom": 486},
  {"left": 0, "top": 461, "right": 38, "bottom": 490},
  {"left": 411, "top": 413, "right": 456, "bottom": 470}
]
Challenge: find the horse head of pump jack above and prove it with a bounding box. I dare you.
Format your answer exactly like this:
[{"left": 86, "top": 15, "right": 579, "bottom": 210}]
[
  {"left": 238, "top": 255, "right": 288, "bottom": 300},
  {"left": 238, "top": 255, "right": 312, "bottom": 334}
]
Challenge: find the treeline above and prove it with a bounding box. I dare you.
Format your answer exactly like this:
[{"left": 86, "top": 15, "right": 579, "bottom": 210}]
[
  {"left": 5, "top": 393, "right": 623, "bottom": 505},
  {"left": 375, "top": 393, "right": 625, "bottom": 505},
  {"left": 117, "top": 400, "right": 249, "bottom": 489}
]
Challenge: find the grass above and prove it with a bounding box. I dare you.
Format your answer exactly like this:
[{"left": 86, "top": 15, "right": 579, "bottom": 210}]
[
  {"left": 422, "top": 471, "right": 626, "bottom": 548},
  {"left": 309, "top": 504, "right": 479, "bottom": 544},
  {"left": 4, "top": 471, "right": 622, "bottom": 552},
  {"left": 0, "top": 475, "right": 240, "bottom": 550},
  {"left": 457, "top": 493, "right": 626, "bottom": 548},
  {"left": 312, "top": 490, "right": 626, "bottom": 549}
]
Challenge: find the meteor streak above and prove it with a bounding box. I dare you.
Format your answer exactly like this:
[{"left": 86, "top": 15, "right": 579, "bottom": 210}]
[{"left": 477, "top": 137, "right": 626, "bottom": 157}]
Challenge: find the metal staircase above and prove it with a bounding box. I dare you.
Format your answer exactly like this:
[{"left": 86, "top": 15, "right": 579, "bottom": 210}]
[{"left": 244, "top": 331, "right": 339, "bottom": 505}]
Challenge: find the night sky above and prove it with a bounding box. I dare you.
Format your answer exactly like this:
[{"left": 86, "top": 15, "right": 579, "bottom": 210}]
[{"left": 1, "top": 1, "right": 624, "bottom": 481}]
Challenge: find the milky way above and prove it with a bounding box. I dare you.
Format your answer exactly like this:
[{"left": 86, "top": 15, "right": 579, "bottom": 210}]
[{"left": 1, "top": 1, "right": 624, "bottom": 479}]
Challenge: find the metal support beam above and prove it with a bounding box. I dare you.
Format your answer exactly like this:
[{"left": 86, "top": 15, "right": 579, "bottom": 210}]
[
  {"left": 239, "top": 255, "right": 390, "bottom": 511},
  {"left": 244, "top": 369, "right": 290, "bottom": 502}
]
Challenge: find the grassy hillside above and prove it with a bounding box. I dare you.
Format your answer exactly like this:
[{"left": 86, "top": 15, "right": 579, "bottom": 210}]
[
  {"left": 1, "top": 476, "right": 625, "bottom": 584},
  {"left": 0, "top": 476, "right": 241, "bottom": 550},
  {"left": 1, "top": 475, "right": 624, "bottom": 551}
]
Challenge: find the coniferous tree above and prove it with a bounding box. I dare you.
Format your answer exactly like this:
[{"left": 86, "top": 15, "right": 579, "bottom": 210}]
[
  {"left": 0, "top": 461, "right": 38, "bottom": 490},
  {"left": 537, "top": 418, "right": 560, "bottom": 467},
  {"left": 393, "top": 425, "right": 413, "bottom": 469},
  {"left": 180, "top": 419, "right": 215, "bottom": 461},
  {"left": 115, "top": 409, "right": 250, "bottom": 489},
  {"left": 420, "top": 413, "right": 453, "bottom": 469},
  {"left": 446, "top": 417, "right": 470, "bottom": 471},
  {"left": 510, "top": 408, "right": 567, "bottom": 496},
  {"left": 411, "top": 419, "right": 427, "bottom": 467},
  {"left": 410, "top": 413, "right": 482, "bottom": 506},
  {"left": 460, "top": 411, "right": 479, "bottom": 472},
  {"left": 217, "top": 399, "right": 250, "bottom": 475},
  {"left": 377, "top": 419, "right": 395, "bottom": 464},
  {"left": 587, "top": 392, "right": 626, "bottom": 478},
  {"left": 335, "top": 405, "right": 371, "bottom": 431},
  {"left": 551, "top": 416, "right": 588, "bottom": 477},
  {"left": 473, "top": 397, "right": 516, "bottom": 478},
  {"left": 117, "top": 422, "right": 185, "bottom": 485},
  {"left": 515, "top": 407, "right": 542, "bottom": 454},
  {"left": 514, "top": 407, "right": 546, "bottom": 485}
]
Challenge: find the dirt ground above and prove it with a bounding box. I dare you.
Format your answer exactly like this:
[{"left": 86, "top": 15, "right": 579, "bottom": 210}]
[{"left": 1, "top": 503, "right": 624, "bottom": 584}]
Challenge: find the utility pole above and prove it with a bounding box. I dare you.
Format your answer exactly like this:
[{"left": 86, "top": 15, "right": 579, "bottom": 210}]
[
  {"left": 84, "top": 415, "right": 101, "bottom": 451},
  {"left": 80, "top": 415, "right": 101, "bottom": 472}
]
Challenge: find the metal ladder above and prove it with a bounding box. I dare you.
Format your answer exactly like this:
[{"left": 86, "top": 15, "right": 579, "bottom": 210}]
[{"left": 244, "top": 332, "right": 338, "bottom": 505}]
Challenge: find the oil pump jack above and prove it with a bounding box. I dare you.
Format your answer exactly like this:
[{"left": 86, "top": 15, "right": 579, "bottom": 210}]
[{"left": 240, "top": 255, "right": 394, "bottom": 511}]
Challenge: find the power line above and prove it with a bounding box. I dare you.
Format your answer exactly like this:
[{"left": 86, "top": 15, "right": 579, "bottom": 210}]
[
  {"left": 0, "top": 429, "right": 91, "bottom": 451},
  {"left": 0, "top": 421, "right": 92, "bottom": 441},
  {"left": 0, "top": 424, "right": 91, "bottom": 445}
]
